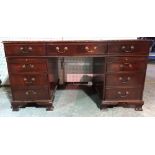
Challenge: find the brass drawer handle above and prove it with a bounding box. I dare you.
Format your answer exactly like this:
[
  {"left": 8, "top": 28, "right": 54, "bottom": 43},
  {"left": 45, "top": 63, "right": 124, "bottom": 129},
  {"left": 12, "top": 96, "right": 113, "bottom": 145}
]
[
  {"left": 31, "top": 77, "right": 35, "bottom": 81},
  {"left": 24, "top": 81, "right": 33, "bottom": 84},
  {"left": 28, "top": 46, "right": 33, "bottom": 51},
  {"left": 64, "top": 47, "right": 68, "bottom": 51},
  {"left": 56, "top": 46, "right": 68, "bottom": 53},
  {"left": 85, "top": 46, "right": 97, "bottom": 53},
  {"left": 119, "top": 77, "right": 131, "bottom": 83},
  {"left": 21, "top": 50, "right": 30, "bottom": 54},
  {"left": 85, "top": 46, "right": 89, "bottom": 51},
  {"left": 94, "top": 46, "right": 97, "bottom": 50},
  {"left": 120, "top": 63, "right": 133, "bottom": 68},
  {"left": 30, "top": 64, "right": 34, "bottom": 68},
  {"left": 25, "top": 90, "right": 37, "bottom": 95},
  {"left": 130, "top": 45, "right": 135, "bottom": 50},
  {"left": 23, "top": 77, "right": 36, "bottom": 84},
  {"left": 19, "top": 46, "right": 32, "bottom": 54},
  {"left": 25, "top": 91, "right": 29, "bottom": 95},
  {"left": 22, "top": 64, "right": 34, "bottom": 69},
  {"left": 117, "top": 91, "right": 129, "bottom": 98},
  {"left": 22, "top": 64, "right": 26, "bottom": 68},
  {"left": 121, "top": 45, "right": 135, "bottom": 53}
]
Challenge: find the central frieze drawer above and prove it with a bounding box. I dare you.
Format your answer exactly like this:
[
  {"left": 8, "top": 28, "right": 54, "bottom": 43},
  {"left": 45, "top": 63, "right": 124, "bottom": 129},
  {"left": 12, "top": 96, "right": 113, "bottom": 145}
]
[
  {"left": 46, "top": 43, "right": 107, "bottom": 55},
  {"left": 46, "top": 44, "right": 76, "bottom": 56},
  {"left": 106, "top": 73, "right": 145, "bottom": 87}
]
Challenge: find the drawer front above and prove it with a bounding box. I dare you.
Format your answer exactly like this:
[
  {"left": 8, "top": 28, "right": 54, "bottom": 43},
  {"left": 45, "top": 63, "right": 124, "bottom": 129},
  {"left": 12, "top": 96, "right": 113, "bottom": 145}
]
[
  {"left": 8, "top": 62, "right": 48, "bottom": 73},
  {"left": 46, "top": 44, "right": 76, "bottom": 56},
  {"left": 108, "top": 41, "right": 150, "bottom": 55},
  {"left": 77, "top": 43, "right": 107, "bottom": 55},
  {"left": 10, "top": 74, "right": 49, "bottom": 86},
  {"left": 106, "top": 73, "right": 145, "bottom": 87},
  {"left": 4, "top": 44, "right": 45, "bottom": 56},
  {"left": 12, "top": 86, "right": 50, "bottom": 101},
  {"left": 106, "top": 59, "right": 147, "bottom": 72},
  {"left": 105, "top": 88, "right": 142, "bottom": 100},
  {"left": 106, "top": 56, "right": 147, "bottom": 63}
]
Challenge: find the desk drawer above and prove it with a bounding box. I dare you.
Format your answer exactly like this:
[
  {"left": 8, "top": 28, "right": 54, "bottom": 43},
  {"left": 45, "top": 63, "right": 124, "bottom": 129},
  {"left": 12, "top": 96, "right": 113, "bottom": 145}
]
[
  {"left": 46, "top": 44, "right": 75, "bottom": 56},
  {"left": 106, "top": 56, "right": 147, "bottom": 63},
  {"left": 106, "top": 73, "right": 145, "bottom": 87},
  {"left": 77, "top": 43, "right": 107, "bottom": 55},
  {"left": 108, "top": 41, "right": 150, "bottom": 55},
  {"left": 106, "top": 58, "right": 147, "bottom": 72},
  {"left": 4, "top": 43, "right": 45, "bottom": 56},
  {"left": 8, "top": 59, "right": 48, "bottom": 73},
  {"left": 12, "top": 86, "right": 50, "bottom": 101},
  {"left": 10, "top": 74, "right": 49, "bottom": 86},
  {"left": 105, "top": 88, "right": 142, "bottom": 100}
]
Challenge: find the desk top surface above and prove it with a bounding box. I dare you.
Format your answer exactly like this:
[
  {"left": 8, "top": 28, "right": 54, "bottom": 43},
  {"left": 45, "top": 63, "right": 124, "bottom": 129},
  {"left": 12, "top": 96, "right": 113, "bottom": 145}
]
[{"left": 3, "top": 39, "right": 152, "bottom": 44}]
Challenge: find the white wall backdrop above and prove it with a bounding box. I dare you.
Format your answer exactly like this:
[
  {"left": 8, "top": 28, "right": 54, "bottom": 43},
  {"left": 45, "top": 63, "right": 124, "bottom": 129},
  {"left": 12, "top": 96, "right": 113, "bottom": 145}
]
[
  {"left": 0, "top": 0, "right": 154, "bottom": 40},
  {"left": 0, "top": 43, "right": 8, "bottom": 85}
]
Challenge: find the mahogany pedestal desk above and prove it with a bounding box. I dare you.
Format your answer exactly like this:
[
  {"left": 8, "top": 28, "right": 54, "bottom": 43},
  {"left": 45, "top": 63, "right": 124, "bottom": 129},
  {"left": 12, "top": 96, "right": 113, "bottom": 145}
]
[{"left": 3, "top": 40, "right": 152, "bottom": 111}]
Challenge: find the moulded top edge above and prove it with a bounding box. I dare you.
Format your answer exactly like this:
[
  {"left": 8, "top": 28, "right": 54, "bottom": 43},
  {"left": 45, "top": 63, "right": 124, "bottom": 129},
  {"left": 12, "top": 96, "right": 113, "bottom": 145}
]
[{"left": 2, "top": 39, "right": 153, "bottom": 44}]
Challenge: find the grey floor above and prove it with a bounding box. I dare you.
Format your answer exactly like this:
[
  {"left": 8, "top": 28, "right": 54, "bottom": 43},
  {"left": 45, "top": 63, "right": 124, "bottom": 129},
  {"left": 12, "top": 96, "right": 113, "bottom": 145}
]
[{"left": 0, "top": 63, "right": 155, "bottom": 117}]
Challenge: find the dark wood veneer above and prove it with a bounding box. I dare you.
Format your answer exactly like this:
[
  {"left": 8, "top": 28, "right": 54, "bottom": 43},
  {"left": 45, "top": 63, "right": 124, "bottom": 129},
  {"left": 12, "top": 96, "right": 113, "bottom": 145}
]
[
  {"left": 12, "top": 86, "right": 51, "bottom": 101},
  {"left": 3, "top": 40, "right": 152, "bottom": 111},
  {"left": 108, "top": 41, "right": 151, "bottom": 55},
  {"left": 106, "top": 58, "right": 147, "bottom": 72},
  {"left": 10, "top": 74, "right": 49, "bottom": 86},
  {"left": 105, "top": 88, "right": 142, "bottom": 100},
  {"left": 4, "top": 43, "right": 45, "bottom": 56},
  {"left": 106, "top": 73, "right": 145, "bottom": 87},
  {"left": 8, "top": 59, "right": 48, "bottom": 74}
]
